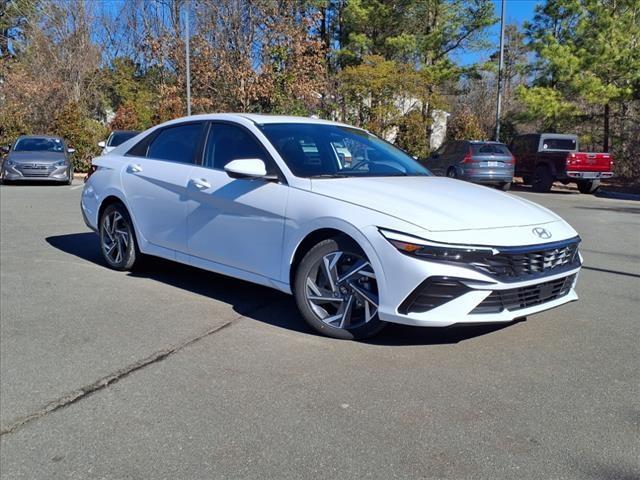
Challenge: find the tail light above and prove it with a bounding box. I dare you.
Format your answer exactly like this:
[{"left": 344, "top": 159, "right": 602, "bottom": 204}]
[
  {"left": 566, "top": 152, "right": 576, "bottom": 166},
  {"left": 462, "top": 148, "right": 473, "bottom": 164},
  {"left": 506, "top": 155, "right": 515, "bottom": 165}
]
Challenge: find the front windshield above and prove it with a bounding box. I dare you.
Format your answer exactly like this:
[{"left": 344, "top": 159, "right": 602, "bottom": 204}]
[
  {"left": 259, "top": 123, "right": 431, "bottom": 178},
  {"left": 14, "top": 137, "right": 64, "bottom": 152}
]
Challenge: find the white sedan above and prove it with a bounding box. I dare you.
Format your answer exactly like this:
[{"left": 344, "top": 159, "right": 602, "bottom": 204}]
[{"left": 81, "top": 114, "right": 582, "bottom": 339}]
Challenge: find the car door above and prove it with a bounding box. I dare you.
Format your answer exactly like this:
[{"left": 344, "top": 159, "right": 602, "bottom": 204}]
[
  {"left": 121, "top": 121, "right": 206, "bottom": 255},
  {"left": 186, "top": 121, "right": 288, "bottom": 281}
]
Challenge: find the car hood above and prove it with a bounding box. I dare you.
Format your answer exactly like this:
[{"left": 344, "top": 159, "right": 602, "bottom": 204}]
[
  {"left": 7, "top": 151, "right": 66, "bottom": 163},
  {"left": 310, "top": 176, "right": 561, "bottom": 232}
]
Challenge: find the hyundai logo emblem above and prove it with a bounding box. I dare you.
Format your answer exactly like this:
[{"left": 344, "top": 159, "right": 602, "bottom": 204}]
[{"left": 532, "top": 227, "right": 552, "bottom": 239}]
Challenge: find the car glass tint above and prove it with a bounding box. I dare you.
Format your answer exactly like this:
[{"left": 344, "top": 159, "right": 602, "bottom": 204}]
[
  {"left": 205, "top": 123, "right": 272, "bottom": 171},
  {"left": 473, "top": 144, "right": 511, "bottom": 155},
  {"left": 108, "top": 132, "right": 138, "bottom": 147},
  {"left": 260, "top": 123, "right": 430, "bottom": 178},
  {"left": 147, "top": 123, "right": 204, "bottom": 163},
  {"left": 542, "top": 138, "right": 577, "bottom": 151},
  {"left": 493, "top": 145, "right": 510, "bottom": 155},
  {"left": 14, "top": 138, "right": 64, "bottom": 152}
]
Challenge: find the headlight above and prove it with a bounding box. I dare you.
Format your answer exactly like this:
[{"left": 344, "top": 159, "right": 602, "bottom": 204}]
[
  {"left": 55, "top": 160, "right": 66, "bottom": 167},
  {"left": 6, "top": 160, "right": 15, "bottom": 166},
  {"left": 379, "top": 228, "right": 497, "bottom": 263}
]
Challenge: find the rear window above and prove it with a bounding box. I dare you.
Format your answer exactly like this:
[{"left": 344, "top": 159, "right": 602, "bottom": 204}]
[
  {"left": 541, "top": 138, "right": 577, "bottom": 151},
  {"left": 472, "top": 144, "right": 511, "bottom": 155}
]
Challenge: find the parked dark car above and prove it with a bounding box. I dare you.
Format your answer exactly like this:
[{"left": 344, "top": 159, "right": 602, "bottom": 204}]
[
  {"left": 509, "top": 133, "right": 614, "bottom": 194},
  {"left": 1, "top": 135, "right": 75, "bottom": 184},
  {"left": 425, "top": 140, "right": 514, "bottom": 190},
  {"left": 98, "top": 130, "right": 140, "bottom": 154}
]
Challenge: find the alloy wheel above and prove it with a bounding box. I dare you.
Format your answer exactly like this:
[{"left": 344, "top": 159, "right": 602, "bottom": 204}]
[
  {"left": 101, "top": 210, "right": 130, "bottom": 265},
  {"left": 304, "top": 251, "right": 378, "bottom": 329}
]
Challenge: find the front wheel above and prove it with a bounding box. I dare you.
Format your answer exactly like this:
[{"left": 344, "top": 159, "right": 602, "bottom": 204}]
[
  {"left": 294, "top": 237, "right": 386, "bottom": 340},
  {"left": 446, "top": 167, "right": 457, "bottom": 178},
  {"left": 99, "top": 203, "right": 139, "bottom": 271},
  {"left": 577, "top": 179, "right": 600, "bottom": 194}
]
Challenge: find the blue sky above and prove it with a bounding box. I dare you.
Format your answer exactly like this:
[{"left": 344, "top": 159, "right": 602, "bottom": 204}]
[{"left": 453, "top": 0, "right": 542, "bottom": 66}]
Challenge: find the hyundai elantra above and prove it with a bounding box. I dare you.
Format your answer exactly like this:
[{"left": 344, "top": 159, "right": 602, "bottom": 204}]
[{"left": 81, "top": 114, "right": 582, "bottom": 339}]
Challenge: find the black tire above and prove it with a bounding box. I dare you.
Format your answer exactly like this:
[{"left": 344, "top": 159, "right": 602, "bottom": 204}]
[
  {"left": 577, "top": 179, "right": 600, "bottom": 194},
  {"left": 99, "top": 203, "right": 140, "bottom": 271},
  {"left": 499, "top": 182, "right": 512, "bottom": 191},
  {"left": 522, "top": 175, "right": 533, "bottom": 185},
  {"left": 294, "top": 236, "right": 386, "bottom": 340},
  {"left": 532, "top": 165, "right": 553, "bottom": 193},
  {"left": 446, "top": 167, "right": 457, "bottom": 178}
]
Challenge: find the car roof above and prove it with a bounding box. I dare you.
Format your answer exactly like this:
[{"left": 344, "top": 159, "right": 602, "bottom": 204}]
[
  {"left": 110, "top": 130, "right": 139, "bottom": 134},
  {"left": 155, "top": 113, "right": 359, "bottom": 130}
]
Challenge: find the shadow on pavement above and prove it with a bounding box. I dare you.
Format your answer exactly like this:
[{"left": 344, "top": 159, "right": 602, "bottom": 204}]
[
  {"left": 510, "top": 183, "right": 577, "bottom": 195},
  {"left": 46, "top": 232, "right": 517, "bottom": 346},
  {"left": 574, "top": 205, "right": 640, "bottom": 214}
]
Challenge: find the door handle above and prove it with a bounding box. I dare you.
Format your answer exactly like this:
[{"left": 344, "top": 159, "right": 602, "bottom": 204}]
[
  {"left": 190, "top": 178, "right": 211, "bottom": 189},
  {"left": 128, "top": 163, "right": 143, "bottom": 173}
]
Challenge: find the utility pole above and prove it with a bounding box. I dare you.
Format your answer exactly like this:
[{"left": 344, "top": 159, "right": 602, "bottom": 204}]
[
  {"left": 495, "top": 0, "right": 506, "bottom": 141},
  {"left": 185, "top": 0, "right": 191, "bottom": 116}
]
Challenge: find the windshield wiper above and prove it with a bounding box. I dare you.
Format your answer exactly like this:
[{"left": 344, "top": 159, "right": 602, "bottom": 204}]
[{"left": 309, "top": 174, "right": 352, "bottom": 179}]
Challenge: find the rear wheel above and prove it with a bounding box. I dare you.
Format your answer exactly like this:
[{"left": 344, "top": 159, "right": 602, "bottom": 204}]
[
  {"left": 446, "top": 167, "right": 457, "bottom": 178},
  {"left": 294, "top": 237, "right": 386, "bottom": 340},
  {"left": 99, "top": 203, "right": 139, "bottom": 271},
  {"left": 532, "top": 165, "right": 553, "bottom": 193},
  {"left": 577, "top": 179, "right": 600, "bottom": 194}
]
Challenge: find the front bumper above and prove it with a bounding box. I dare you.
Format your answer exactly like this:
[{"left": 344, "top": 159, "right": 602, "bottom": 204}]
[
  {"left": 2, "top": 164, "right": 71, "bottom": 182},
  {"left": 366, "top": 227, "right": 581, "bottom": 327}
]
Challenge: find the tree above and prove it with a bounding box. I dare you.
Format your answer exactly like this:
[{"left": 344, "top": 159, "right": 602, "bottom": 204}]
[{"left": 520, "top": 0, "right": 640, "bottom": 153}]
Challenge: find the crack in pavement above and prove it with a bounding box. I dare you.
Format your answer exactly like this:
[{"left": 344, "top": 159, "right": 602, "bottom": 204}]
[{"left": 1, "top": 302, "right": 274, "bottom": 437}]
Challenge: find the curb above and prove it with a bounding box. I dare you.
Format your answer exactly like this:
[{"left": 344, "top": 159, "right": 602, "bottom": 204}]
[{"left": 596, "top": 190, "right": 640, "bottom": 201}]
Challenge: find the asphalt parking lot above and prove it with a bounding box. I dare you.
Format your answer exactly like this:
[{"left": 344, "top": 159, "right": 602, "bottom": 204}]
[{"left": 1, "top": 180, "right": 638, "bottom": 479}]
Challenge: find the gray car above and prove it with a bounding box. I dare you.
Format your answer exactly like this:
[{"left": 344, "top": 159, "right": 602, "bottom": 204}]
[
  {"left": 1, "top": 135, "right": 74, "bottom": 184},
  {"left": 426, "top": 140, "right": 514, "bottom": 190}
]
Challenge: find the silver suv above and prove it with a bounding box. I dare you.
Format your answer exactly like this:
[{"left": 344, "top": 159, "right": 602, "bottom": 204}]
[{"left": 426, "top": 140, "right": 515, "bottom": 191}]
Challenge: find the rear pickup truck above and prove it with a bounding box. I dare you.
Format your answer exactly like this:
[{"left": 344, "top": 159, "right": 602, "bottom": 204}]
[{"left": 509, "top": 133, "right": 614, "bottom": 193}]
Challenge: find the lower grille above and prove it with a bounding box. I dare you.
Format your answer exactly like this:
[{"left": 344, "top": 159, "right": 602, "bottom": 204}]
[
  {"left": 399, "top": 277, "right": 471, "bottom": 314},
  {"left": 17, "top": 164, "right": 56, "bottom": 177},
  {"left": 471, "top": 274, "right": 576, "bottom": 314}
]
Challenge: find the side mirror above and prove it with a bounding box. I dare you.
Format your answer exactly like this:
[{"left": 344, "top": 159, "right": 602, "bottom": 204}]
[
  {"left": 1, "top": 145, "right": 10, "bottom": 154},
  {"left": 98, "top": 141, "right": 106, "bottom": 148},
  {"left": 224, "top": 158, "right": 274, "bottom": 180},
  {"left": 67, "top": 147, "right": 76, "bottom": 154}
]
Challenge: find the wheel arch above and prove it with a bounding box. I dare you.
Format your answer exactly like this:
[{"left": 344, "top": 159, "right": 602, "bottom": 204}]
[
  {"left": 97, "top": 194, "right": 127, "bottom": 222},
  {"left": 286, "top": 222, "right": 386, "bottom": 297}
]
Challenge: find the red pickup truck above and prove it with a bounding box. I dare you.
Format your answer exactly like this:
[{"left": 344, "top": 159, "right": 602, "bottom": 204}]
[{"left": 509, "top": 133, "right": 614, "bottom": 193}]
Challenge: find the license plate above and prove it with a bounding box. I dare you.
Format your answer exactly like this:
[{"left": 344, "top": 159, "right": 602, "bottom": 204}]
[
  {"left": 582, "top": 172, "right": 599, "bottom": 179},
  {"left": 487, "top": 161, "right": 499, "bottom": 167}
]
